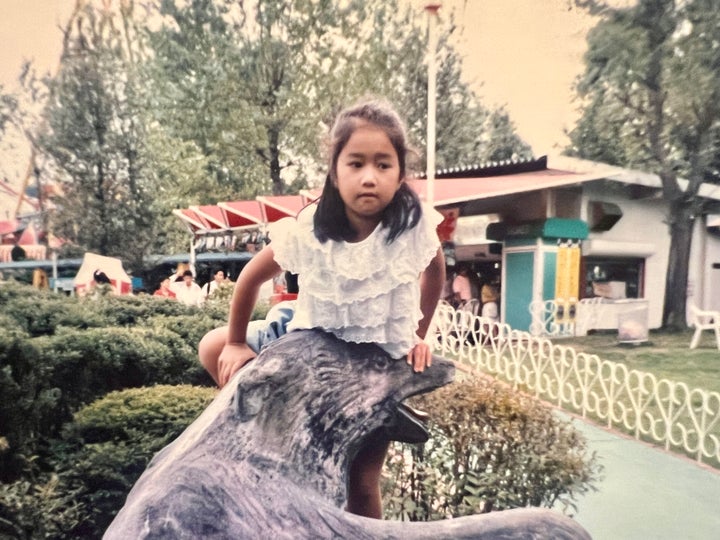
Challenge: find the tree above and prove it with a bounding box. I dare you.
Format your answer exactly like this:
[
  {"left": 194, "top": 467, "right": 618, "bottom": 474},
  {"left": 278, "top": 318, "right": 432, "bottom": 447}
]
[
  {"left": 327, "top": 1, "right": 532, "bottom": 170},
  {"left": 0, "top": 85, "right": 17, "bottom": 135},
  {"left": 146, "top": 0, "right": 354, "bottom": 196},
  {"left": 567, "top": 0, "right": 720, "bottom": 329},
  {"left": 40, "top": 4, "right": 157, "bottom": 269},
  {"left": 144, "top": 0, "right": 270, "bottom": 202},
  {"left": 146, "top": 0, "right": 532, "bottom": 197}
]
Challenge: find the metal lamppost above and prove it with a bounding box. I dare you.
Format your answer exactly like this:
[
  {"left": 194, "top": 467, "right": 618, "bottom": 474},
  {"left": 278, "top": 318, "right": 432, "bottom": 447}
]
[{"left": 424, "top": 3, "right": 441, "bottom": 206}]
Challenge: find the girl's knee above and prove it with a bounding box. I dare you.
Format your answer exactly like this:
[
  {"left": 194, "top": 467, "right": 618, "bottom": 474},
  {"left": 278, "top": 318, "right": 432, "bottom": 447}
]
[{"left": 198, "top": 326, "right": 228, "bottom": 373}]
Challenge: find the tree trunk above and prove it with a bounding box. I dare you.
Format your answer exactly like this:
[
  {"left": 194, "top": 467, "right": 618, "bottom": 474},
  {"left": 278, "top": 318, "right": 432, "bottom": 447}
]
[
  {"left": 662, "top": 201, "right": 694, "bottom": 330},
  {"left": 268, "top": 124, "right": 283, "bottom": 195}
]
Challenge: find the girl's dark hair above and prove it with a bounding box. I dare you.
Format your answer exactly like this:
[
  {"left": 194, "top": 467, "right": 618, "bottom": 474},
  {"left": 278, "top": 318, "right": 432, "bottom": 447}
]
[{"left": 313, "top": 99, "right": 421, "bottom": 244}]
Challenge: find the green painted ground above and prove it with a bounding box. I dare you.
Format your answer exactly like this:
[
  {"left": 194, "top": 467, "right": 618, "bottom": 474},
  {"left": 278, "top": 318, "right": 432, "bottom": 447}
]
[{"left": 561, "top": 412, "right": 720, "bottom": 540}]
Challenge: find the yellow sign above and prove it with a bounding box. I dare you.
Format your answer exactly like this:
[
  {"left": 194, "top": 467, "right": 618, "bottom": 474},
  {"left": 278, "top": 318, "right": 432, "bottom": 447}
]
[{"left": 555, "top": 243, "right": 581, "bottom": 322}]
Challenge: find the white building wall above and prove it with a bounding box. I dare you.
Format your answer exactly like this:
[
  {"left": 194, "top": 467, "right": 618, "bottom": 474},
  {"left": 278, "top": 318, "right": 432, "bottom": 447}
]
[
  {"left": 689, "top": 218, "right": 720, "bottom": 314},
  {"left": 580, "top": 185, "right": 670, "bottom": 330}
]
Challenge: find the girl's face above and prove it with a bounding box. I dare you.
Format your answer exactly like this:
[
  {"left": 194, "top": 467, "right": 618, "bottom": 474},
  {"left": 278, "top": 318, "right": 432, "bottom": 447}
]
[{"left": 334, "top": 123, "right": 402, "bottom": 230}]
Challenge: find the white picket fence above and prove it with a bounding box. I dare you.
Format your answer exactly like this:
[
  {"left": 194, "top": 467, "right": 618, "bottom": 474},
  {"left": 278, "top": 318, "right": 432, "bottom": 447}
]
[{"left": 429, "top": 301, "right": 720, "bottom": 467}]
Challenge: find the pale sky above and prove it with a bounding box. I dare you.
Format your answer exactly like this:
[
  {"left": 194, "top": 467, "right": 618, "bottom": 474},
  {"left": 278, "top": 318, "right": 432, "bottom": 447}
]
[{"left": 0, "top": 0, "right": 601, "bottom": 194}]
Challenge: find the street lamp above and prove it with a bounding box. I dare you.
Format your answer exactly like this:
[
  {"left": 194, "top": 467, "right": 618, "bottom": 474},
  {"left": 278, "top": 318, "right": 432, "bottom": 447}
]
[{"left": 424, "top": 2, "right": 441, "bottom": 206}]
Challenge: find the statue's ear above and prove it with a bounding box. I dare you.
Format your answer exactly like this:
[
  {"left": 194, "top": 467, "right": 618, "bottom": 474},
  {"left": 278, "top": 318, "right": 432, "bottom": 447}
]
[
  {"left": 236, "top": 383, "right": 271, "bottom": 422},
  {"left": 233, "top": 356, "right": 283, "bottom": 422}
]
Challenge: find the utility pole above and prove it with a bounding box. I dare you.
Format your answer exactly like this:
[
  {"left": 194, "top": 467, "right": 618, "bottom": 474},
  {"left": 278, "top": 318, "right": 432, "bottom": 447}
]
[{"left": 424, "top": 3, "right": 441, "bottom": 206}]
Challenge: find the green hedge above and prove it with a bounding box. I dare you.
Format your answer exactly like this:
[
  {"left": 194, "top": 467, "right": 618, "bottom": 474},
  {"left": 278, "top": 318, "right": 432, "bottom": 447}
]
[
  {"left": 2, "top": 379, "right": 600, "bottom": 538},
  {"left": 0, "top": 284, "right": 222, "bottom": 482},
  {"left": 0, "top": 385, "right": 216, "bottom": 540}
]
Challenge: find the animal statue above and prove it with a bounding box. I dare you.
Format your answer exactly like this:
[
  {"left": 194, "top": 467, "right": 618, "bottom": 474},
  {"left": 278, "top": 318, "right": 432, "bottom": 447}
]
[{"left": 105, "top": 329, "right": 591, "bottom": 539}]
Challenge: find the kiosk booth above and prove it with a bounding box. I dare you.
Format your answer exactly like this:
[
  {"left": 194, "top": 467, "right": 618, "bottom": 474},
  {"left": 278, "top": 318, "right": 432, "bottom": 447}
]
[{"left": 488, "top": 218, "right": 589, "bottom": 333}]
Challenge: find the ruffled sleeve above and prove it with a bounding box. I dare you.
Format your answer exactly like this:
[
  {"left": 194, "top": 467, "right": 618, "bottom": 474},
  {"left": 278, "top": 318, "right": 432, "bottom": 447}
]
[{"left": 266, "top": 207, "right": 315, "bottom": 273}]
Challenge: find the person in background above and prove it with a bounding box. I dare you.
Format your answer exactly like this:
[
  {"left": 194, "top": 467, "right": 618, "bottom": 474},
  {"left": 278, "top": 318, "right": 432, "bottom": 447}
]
[
  {"left": 452, "top": 265, "right": 473, "bottom": 306},
  {"left": 153, "top": 277, "right": 176, "bottom": 299},
  {"left": 480, "top": 284, "right": 499, "bottom": 323},
  {"left": 202, "top": 268, "right": 227, "bottom": 300},
  {"left": 93, "top": 269, "right": 111, "bottom": 285},
  {"left": 175, "top": 270, "right": 203, "bottom": 307},
  {"left": 32, "top": 268, "right": 49, "bottom": 289},
  {"left": 169, "top": 262, "right": 191, "bottom": 294}
]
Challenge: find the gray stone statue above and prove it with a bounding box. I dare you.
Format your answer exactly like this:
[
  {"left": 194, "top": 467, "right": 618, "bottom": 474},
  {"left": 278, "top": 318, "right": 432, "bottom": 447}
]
[{"left": 105, "top": 329, "right": 591, "bottom": 539}]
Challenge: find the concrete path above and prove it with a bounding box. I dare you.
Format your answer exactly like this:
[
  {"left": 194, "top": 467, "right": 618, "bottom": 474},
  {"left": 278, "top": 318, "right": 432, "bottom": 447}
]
[{"left": 560, "top": 414, "right": 720, "bottom": 540}]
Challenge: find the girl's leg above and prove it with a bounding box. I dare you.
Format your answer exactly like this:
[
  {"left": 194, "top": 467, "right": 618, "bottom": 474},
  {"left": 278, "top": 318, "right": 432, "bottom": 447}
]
[
  {"left": 198, "top": 326, "right": 229, "bottom": 386},
  {"left": 347, "top": 436, "right": 390, "bottom": 519},
  {"left": 198, "top": 301, "right": 297, "bottom": 386}
]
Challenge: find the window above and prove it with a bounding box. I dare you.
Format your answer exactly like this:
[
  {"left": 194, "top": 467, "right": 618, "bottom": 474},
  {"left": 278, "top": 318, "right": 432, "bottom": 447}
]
[{"left": 582, "top": 257, "right": 644, "bottom": 299}]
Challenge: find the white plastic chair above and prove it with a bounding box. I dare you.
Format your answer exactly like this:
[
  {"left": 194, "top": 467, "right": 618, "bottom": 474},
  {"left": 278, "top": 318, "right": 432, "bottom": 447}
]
[{"left": 689, "top": 304, "right": 720, "bottom": 350}]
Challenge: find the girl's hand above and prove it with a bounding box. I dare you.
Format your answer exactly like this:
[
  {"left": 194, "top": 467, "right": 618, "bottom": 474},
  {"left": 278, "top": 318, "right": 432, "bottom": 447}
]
[
  {"left": 218, "top": 342, "right": 256, "bottom": 388},
  {"left": 407, "top": 341, "right": 433, "bottom": 373}
]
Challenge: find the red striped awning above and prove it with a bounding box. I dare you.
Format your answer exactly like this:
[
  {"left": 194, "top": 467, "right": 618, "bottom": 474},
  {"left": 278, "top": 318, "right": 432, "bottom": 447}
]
[{"left": 218, "top": 200, "right": 264, "bottom": 229}]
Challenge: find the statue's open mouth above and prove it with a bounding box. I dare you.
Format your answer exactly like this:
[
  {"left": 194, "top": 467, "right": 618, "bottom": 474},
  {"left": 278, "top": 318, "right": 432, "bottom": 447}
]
[
  {"left": 374, "top": 357, "right": 456, "bottom": 445},
  {"left": 380, "top": 402, "right": 432, "bottom": 444}
]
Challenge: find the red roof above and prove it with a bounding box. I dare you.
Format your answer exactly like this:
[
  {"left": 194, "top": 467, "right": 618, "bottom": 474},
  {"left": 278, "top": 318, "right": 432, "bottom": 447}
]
[
  {"left": 191, "top": 205, "right": 229, "bottom": 229},
  {"left": 407, "top": 168, "right": 605, "bottom": 206},
  {"left": 0, "top": 219, "right": 20, "bottom": 237},
  {"left": 173, "top": 161, "right": 614, "bottom": 235},
  {"left": 16, "top": 222, "right": 39, "bottom": 244},
  {"left": 172, "top": 208, "right": 214, "bottom": 233}
]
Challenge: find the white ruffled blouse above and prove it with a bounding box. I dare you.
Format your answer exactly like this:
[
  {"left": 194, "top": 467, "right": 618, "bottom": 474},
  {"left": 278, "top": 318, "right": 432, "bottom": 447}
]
[{"left": 267, "top": 202, "right": 443, "bottom": 358}]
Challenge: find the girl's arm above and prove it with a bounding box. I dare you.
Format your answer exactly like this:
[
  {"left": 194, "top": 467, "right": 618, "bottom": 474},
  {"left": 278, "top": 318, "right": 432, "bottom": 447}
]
[
  {"left": 217, "top": 246, "right": 282, "bottom": 387},
  {"left": 408, "top": 247, "right": 446, "bottom": 372}
]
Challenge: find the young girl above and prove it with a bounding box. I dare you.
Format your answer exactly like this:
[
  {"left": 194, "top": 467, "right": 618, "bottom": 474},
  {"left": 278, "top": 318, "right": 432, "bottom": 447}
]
[{"left": 198, "top": 99, "right": 446, "bottom": 519}]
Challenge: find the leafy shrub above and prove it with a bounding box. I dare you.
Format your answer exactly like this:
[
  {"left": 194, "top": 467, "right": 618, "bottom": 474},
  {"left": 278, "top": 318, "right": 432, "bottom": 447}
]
[
  {"left": 0, "top": 326, "right": 61, "bottom": 482},
  {"left": 0, "top": 284, "right": 228, "bottom": 338},
  {"left": 0, "top": 283, "right": 220, "bottom": 481},
  {"left": 1, "top": 289, "right": 104, "bottom": 336},
  {"left": 0, "top": 385, "right": 216, "bottom": 540},
  {"left": 382, "top": 375, "right": 602, "bottom": 520},
  {"left": 0, "top": 474, "right": 82, "bottom": 540}
]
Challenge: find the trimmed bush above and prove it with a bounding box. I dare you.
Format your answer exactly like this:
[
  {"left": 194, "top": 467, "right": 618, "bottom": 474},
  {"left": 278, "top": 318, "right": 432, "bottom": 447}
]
[
  {"left": 0, "top": 326, "right": 61, "bottom": 482},
  {"left": 382, "top": 374, "right": 601, "bottom": 520},
  {"left": 0, "top": 283, "right": 220, "bottom": 481},
  {"left": 5, "top": 385, "right": 218, "bottom": 540}
]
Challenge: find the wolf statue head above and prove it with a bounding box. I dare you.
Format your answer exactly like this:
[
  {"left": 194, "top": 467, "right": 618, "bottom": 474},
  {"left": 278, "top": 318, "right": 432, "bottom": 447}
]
[{"left": 105, "top": 329, "right": 590, "bottom": 539}]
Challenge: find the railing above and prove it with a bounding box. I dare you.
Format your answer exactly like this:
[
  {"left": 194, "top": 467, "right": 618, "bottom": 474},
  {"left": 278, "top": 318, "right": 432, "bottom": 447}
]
[
  {"left": 430, "top": 301, "right": 720, "bottom": 468},
  {"left": 528, "top": 299, "right": 576, "bottom": 337}
]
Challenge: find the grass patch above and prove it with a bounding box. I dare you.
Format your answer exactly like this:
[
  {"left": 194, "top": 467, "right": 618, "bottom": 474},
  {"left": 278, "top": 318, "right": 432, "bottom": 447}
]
[{"left": 550, "top": 329, "right": 720, "bottom": 395}]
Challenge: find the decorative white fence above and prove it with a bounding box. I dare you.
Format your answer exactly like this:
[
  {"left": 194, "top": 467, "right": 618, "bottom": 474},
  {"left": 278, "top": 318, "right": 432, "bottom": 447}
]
[{"left": 430, "top": 301, "right": 720, "bottom": 468}]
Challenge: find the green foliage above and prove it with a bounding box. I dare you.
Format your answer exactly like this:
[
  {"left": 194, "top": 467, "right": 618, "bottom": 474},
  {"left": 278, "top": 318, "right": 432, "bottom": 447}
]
[
  {"left": 0, "top": 283, "right": 219, "bottom": 482},
  {"left": 39, "top": 4, "right": 158, "bottom": 267},
  {"left": 383, "top": 376, "right": 601, "bottom": 520},
  {"left": 0, "top": 325, "right": 59, "bottom": 482},
  {"left": 345, "top": 1, "right": 532, "bottom": 170},
  {"left": 0, "top": 474, "right": 83, "bottom": 540},
  {"left": 0, "top": 385, "right": 216, "bottom": 540},
  {"left": 145, "top": 0, "right": 532, "bottom": 201},
  {"left": 55, "top": 385, "right": 216, "bottom": 538},
  {"left": 0, "top": 84, "right": 17, "bottom": 135}
]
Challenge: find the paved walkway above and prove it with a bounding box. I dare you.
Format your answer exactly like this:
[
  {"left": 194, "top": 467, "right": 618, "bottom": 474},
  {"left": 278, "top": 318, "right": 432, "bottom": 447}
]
[{"left": 558, "top": 413, "right": 720, "bottom": 540}]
